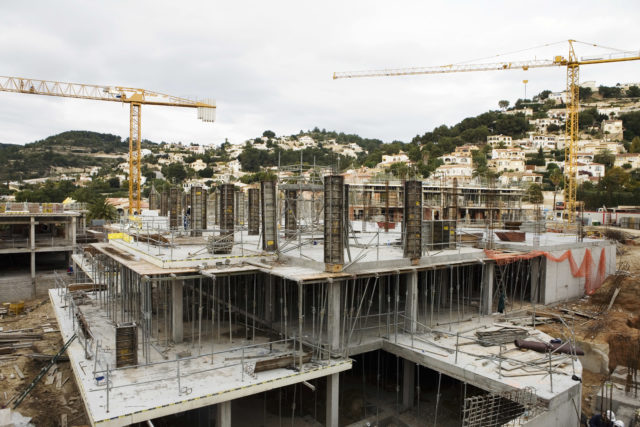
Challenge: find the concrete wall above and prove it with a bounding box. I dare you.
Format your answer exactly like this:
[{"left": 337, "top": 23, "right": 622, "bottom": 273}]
[
  {"left": 543, "top": 243, "right": 616, "bottom": 305},
  {"left": 0, "top": 272, "right": 58, "bottom": 301},
  {"left": 523, "top": 383, "right": 581, "bottom": 427}
]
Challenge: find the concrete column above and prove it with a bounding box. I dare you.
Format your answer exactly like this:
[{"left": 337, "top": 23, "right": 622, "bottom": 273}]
[
  {"left": 172, "top": 280, "right": 184, "bottom": 343},
  {"left": 405, "top": 271, "right": 418, "bottom": 332},
  {"left": 216, "top": 400, "right": 231, "bottom": 427},
  {"left": 30, "top": 216, "right": 36, "bottom": 294},
  {"left": 402, "top": 360, "right": 415, "bottom": 410},
  {"left": 530, "top": 257, "right": 540, "bottom": 303},
  {"left": 265, "top": 275, "right": 273, "bottom": 324},
  {"left": 30, "top": 251, "right": 36, "bottom": 287},
  {"left": 327, "top": 280, "right": 341, "bottom": 353},
  {"left": 481, "top": 262, "right": 494, "bottom": 315},
  {"left": 71, "top": 217, "right": 77, "bottom": 249},
  {"left": 326, "top": 373, "right": 339, "bottom": 427},
  {"left": 29, "top": 216, "right": 35, "bottom": 249}
]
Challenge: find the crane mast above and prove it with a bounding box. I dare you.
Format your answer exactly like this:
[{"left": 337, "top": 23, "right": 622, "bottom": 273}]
[
  {"left": 0, "top": 76, "right": 216, "bottom": 214},
  {"left": 334, "top": 40, "right": 640, "bottom": 226}
]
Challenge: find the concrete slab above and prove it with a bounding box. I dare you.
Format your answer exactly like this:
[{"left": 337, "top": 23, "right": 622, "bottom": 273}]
[{"left": 49, "top": 290, "right": 352, "bottom": 427}]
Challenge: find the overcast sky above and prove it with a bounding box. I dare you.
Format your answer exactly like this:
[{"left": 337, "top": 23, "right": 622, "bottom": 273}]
[{"left": 1, "top": 1, "right": 639, "bottom": 146}]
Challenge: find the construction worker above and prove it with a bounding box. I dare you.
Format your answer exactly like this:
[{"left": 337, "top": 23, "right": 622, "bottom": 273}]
[{"left": 589, "top": 410, "right": 619, "bottom": 426}]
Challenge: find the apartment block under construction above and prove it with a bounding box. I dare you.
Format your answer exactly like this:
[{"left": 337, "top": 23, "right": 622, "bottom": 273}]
[{"left": 51, "top": 172, "right": 616, "bottom": 426}]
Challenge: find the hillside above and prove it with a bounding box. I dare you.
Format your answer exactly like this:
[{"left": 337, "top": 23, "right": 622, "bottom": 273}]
[{"left": 0, "top": 130, "right": 153, "bottom": 181}]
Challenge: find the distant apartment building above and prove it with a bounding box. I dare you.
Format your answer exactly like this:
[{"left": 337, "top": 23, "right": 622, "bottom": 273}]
[
  {"left": 432, "top": 164, "right": 473, "bottom": 183},
  {"left": 529, "top": 135, "right": 557, "bottom": 151},
  {"left": 601, "top": 120, "right": 624, "bottom": 141},
  {"left": 189, "top": 159, "right": 208, "bottom": 171},
  {"left": 576, "top": 153, "right": 595, "bottom": 164},
  {"left": 378, "top": 152, "right": 410, "bottom": 167},
  {"left": 578, "top": 140, "right": 625, "bottom": 154},
  {"left": 490, "top": 148, "right": 526, "bottom": 172},
  {"left": 454, "top": 144, "right": 480, "bottom": 153},
  {"left": 439, "top": 151, "right": 472, "bottom": 166},
  {"left": 548, "top": 91, "right": 567, "bottom": 104},
  {"left": 596, "top": 106, "right": 621, "bottom": 118},
  {"left": 487, "top": 135, "right": 513, "bottom": 147},
  {"left": 614, "top": 153, "right": 640, "bottom": 169},
  {"left": 498, "top": 171, "right": 543, "bottom": 186},
  {"left": 529, "top": 118, "right": 562, "bottom": 133},
  {"left": 576, "top": 162, "right": 605, "bottom": 181},
  {"left": 505, "top": 108, "right": 533, "bottom": 116}
]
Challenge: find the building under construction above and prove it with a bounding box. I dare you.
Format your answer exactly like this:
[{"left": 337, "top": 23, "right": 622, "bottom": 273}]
[{"left": 52, "top": 174, "right": 616, "bottom": 426}]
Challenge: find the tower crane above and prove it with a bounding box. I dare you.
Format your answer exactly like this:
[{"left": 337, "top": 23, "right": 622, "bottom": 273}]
[
  {"left": 0, "top": 76, "right": 216, "bottom": 214},
  {"left": 333, "top": 40, "right": 640, "bottom": 224}
]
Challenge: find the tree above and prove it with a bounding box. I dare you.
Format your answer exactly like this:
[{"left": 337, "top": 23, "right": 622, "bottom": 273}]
[
  {"left": 388, "top": 162, "right": 410, "bottom": 179},
  {"left": 537, "top": 90, "right": 551, "bottom": 100},
  {"left": 549, "top": 169, "right": 563, "bottom": 211},
  {"left": 630, "top": 137, "right": 640, "bottom": 154},
  {"left": 598, "top": 85, "right": 622, "bottom": 98},
  {"left": 593, "top": 149, "right": 615, "bottom": 170},
  {"left": 621, "top": 111, "right": 640, "bottom": 141},
  {"left": 108, "top": 177, "right": 121, "bottom": 188},
  {"left": 471, "top": 150, "right": 494, "bottom": 179},
  {"left": 498, "top": 100, "right": 510, "bottom": 110},
  {"left": 547, "top": 123, "right": 561, "bottom": 133},
  {"left": 87, "top": 197, "right": 118, "bottom": 222},
  {"left": 262, "top": 130, "right": 276, "bottom": 138},
  {"left": 525, "top": 183, "right": 543, "bottom": 204},
  {"left": 601, "top": 167, "right": 629, "bottom": 191},
  {"left": 198, "top": 167, "right": 214, "bottom": 178},
  {"left": 579, "top": 87, "right": 593, "bottom": 101},
  {"left": 627, "top": 85, "right": 640, "bottom": 98},
  {"left": 162, "top": 163, "right": 188, "bottom": 182}
]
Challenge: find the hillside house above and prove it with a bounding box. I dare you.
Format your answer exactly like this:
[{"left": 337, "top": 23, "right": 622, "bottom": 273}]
[
  {"left": 601, "top": 120, "right": 623, "bottom": 141},
  {"left": 614, "top": 153, "right": 640, "bottom": 169},
  {"left": 487, "top": 135, "right": 513, "bottom": 147}
]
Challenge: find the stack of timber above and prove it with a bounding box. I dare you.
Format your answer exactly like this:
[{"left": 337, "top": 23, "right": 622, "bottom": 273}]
[{"left": 475, "top": 326, "right": 529, "bottom": 347}]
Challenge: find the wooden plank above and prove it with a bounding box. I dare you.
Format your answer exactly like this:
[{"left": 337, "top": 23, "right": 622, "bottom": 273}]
[
  {"left": 68, "top": 283, "right": 107, "bottom": 292},
  {"left": 253, "top": 353, "right": 312, "bottom": 373},
  {"left": 607, "top": 288, "right": 621, "bottom": 311},
  {"left": 559, "top": 308, "right": 596, "bottom": 319},
  {"left": 14, "top": 364, "right": 24, "bottom": 379}
]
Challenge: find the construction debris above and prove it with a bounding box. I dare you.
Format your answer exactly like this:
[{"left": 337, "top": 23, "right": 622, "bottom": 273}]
[
  {"left": 475, "top": 326, "right": 529, "bottom": 346},
  {"left": 514, "top": 339, "right": 585, "bottom": 356}
]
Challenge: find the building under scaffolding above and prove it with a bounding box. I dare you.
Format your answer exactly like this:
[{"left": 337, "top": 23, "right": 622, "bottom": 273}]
[{"left": 51, "top": 173, "right": 617, "bottom": 427}]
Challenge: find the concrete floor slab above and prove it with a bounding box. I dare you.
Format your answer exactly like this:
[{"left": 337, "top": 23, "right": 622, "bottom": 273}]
[{"left": 49, "top": 290, "right": 352, "bottom": 427}]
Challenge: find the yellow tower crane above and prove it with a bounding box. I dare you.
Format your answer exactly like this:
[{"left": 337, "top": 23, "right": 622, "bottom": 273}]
[
  {"left": 0, "top": 76, "right": 216, "bottom": 214},
  {"left": 333, "top": 40, "right": 640, "bottom": 224}
]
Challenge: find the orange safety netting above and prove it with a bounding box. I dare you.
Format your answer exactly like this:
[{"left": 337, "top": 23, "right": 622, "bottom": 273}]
[{"left": 484, "top": 247, "right": 607, "bottom": 295}]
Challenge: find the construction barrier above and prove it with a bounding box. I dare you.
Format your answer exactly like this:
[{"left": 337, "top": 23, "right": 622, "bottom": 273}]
[{"left": 485, "top": 247, "right": 607, "bottom": 295}]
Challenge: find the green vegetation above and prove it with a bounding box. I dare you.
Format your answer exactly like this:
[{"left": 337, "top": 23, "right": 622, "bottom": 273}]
[
  {"left": 0, "top": 131, "right": 126, "bottom": 181},
  {"left": 237, "top": 143, "right": 353, "bottom": 173},
  {"left": 87, "top": 197, "right": 118, "bottom": 222},
  {"left": 598, "top": 85, "right": 623, "bottom": 99},
  {"left": 621, "top": 112, "right": 640, "bottom": 141}
]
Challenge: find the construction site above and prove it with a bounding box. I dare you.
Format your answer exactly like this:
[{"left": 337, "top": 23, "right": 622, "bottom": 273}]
[
  {"left": 5, "top": 169, "right": 639, "bottom": 427},
  {"left": 0, "top": 34, "right": 639, "bottom": 426}
]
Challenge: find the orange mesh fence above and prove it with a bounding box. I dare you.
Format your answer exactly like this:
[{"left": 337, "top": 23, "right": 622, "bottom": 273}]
[{"left": 484, "top": 247, "right": 607, "bottom": 295}]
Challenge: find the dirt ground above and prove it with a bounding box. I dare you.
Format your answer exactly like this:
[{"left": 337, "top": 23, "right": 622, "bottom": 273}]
[
  {"left": 1, "top": 297, "right": 89, "bottom": 426},
  {"left": 535, "top": 234, "right": 640, "bottom": 419}
]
